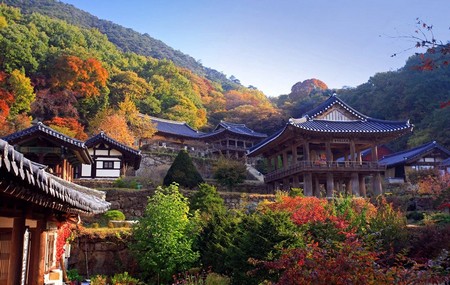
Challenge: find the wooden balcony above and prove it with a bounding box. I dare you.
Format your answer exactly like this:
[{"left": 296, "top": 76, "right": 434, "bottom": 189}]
[{"left": 265, "top": 161, "right": 386, "bottom": 182}]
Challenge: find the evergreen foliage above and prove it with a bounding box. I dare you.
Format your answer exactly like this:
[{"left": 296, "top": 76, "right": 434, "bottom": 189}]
[
  {"left": 163, "top": 150, "right": 204, "bottom": 188},
  {"left": 213, "top": 158, "right": 247, "bottom": 191},
  {"left": 190, "top": 183, "right": 226, "bottom": 217}
]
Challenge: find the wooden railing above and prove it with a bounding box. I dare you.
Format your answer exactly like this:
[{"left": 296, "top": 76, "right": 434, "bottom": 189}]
[{"left": 265, "top": 161, "right": 386, "bottom": 182}]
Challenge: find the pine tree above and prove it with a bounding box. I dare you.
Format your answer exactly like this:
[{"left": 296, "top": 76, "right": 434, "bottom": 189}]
[{"left": 163, "top": 150, "right": 204, "bottom": 188}]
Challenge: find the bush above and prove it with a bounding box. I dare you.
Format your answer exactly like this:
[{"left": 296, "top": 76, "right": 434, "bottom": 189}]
[
  {"left": 90, "top": 275, "right": 107, "bottom": 285},
  {"left": 205, "top": 273, "right": 231, "bottom": 285},
  {"left": 164, "top": 150, "right": 204, "bottom": 188},
  {"left": 213, "top": 158, "right": 246, "bottom": 191},
  {"left": 111, "top": 272, "right": 139, "bottom": 285},
  {"left": 104, "top": 210, "right": 126, "bottom": 221},
  {"left": 406, "top": 211, "right": 425, "bottom": 221}
]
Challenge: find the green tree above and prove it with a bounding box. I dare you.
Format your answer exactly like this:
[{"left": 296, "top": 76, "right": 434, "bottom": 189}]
[
  {"left": 225, "top": 210, "right": 304, "bottom": 285},
  {"left": 213, "top": 158, "right": 247, "bottom": 191},
  {"left": 7, "top": 69, "right": 35, "bottom": 117},
  {"left": 190, "top": 183, "right": 226, "bottom": 218},
  {"left": 131, "top": 184, "right": 199, "bottom": 283},
  {"left": 163, "top": 150, "right": 204, "bottom": 188}
]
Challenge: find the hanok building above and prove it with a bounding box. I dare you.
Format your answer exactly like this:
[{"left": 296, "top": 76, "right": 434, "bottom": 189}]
[
  {"left": 248, "top": 94, "right": 413, "bottom": 197},
  {"left": 143, "top": 117, "right": 267, "bottom": 159},
  {"left": 144, "top": 116, "right": 205, "bottom": 153},
  {"left": 79, "top": 132, "right": 142, "bottom": 179},
  {"left": 201, "top": 121, "right": 268, "bottom": 159},
  {"left": 0, "top": 139, "right": 110, "bottom": 285},
  {"left": 379, "top": 141, "right": 450, "bottom": 183},
  {"left": 2, "top": 122, "right": 92, "bottom": 181}
]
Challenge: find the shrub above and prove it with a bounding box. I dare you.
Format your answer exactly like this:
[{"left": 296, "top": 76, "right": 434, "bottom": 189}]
[
  {"left": 205, "top": 273, "right": 230, "bottom": 285},
  {"left": 190, "top": 183, "right": 226, "bottom": 218},
  {"left": 66, "top": 269, "right": 82, "bottom": 282},
  {"left": 104, "top": 210, "right": 126, "bottom": 221},
  {"left": 213, "top": 158, "right": 246, "bottom": 191},
  {"left": 111, "top": 272, "right": 139, "bottom": 285},
  {"left": 90, "top": 275, "right": 107, "bottom": 285},
  {"left": 164, "top": 150, "right": 204, "bottom": 188}
]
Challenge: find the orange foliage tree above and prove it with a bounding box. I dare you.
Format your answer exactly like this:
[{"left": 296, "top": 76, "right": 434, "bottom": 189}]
[
  {"left": 51, "top": 55, "right": 108, "bottom": 98},
  {"left": 46, "top": 117, "right": 88, "bottom": 140},
  {"left": 91, "top": 111, "right": 135, "bottom": 146}
]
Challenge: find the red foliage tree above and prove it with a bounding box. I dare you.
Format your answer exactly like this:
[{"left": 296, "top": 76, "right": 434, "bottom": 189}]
[
  {"left": 51, "top": 55, "right": 108, "bottom": 98},
  {"left": 46, "top": 116, "right": 88, "bottom": 140}
]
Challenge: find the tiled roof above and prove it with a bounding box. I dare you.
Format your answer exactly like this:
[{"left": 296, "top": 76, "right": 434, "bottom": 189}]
[
  {"left": 304, "top": 94, "right": 367, "bottom": 119},
  {"left": 150, "top": 116, "right": 204, "bottom": 138},
  {"left": 379, "top": 141, "right": 450, "bottom": 167},
  {"left": 2, "top": 122, "right": 92, "bottom": 164},
  {"left": 441, "top": 157, "right": 450, "bottom": 167},
  {"left": 86, "top": 132, "right": 142, "bottom": 169},
  {"left": 201, "top": 121, "right": 267, "bottom": 139},
  {"left": 248, "top": 95, "right": 413, "bottom": 156},
  {"left": 0, "top": 139, "right": 110, "bottom": 215},
  {"left": 289, "top": 117, "right": 412, "bottom": 133},
  {"left": 2, "top": 122, "right": 85, "bottom": 147}
]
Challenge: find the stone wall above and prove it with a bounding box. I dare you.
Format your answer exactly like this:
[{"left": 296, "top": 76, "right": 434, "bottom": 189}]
[{"left": 68, "top": 232, "right": 137, "bottom": 277}]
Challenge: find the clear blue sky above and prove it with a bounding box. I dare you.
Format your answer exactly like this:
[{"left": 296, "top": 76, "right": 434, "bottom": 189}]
[{"left": 62, "top": 0, "right": 449, "bottom": 97}]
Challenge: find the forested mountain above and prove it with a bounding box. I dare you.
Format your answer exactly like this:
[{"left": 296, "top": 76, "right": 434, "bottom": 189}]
[
  {"left": 3, "top": 0, "right": 236, "bottom": 89},
  {"left": 0, "top": 4, "right": 281, "bottom": 145},
  {"left": 0, "top": 1, "right": 448, "bottom": 151}
]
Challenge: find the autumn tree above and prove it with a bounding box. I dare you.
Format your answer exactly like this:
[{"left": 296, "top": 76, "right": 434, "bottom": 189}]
[
  {"left": 90, "top": 110, "right": 135, "bottom": 146},
  {"left": 46, "top": 117, "right": 87, "bottom": 140},
  {"left": 50, "top": 55, "right": 108, "bottom": 98}
]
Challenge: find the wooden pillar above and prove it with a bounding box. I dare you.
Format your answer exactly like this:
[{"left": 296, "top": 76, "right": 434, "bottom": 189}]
[
  {"left": 292, "top": 145, "right": 298, "bottom": 165},
  {"left": 8, "top": 215, "right": 26, "bottom": 285},
  {"left": 304, "top": 142, "right": 310, "bottom": 161},
  {"left": 293, "top": 175, "right": 300, "bottom": 188},
  {"left": 351, "top": 172, "right": 360, "bottom": 196},
  {"left": 350, "top": 141, "right": 356, "bottom": 163},
  {"left": 372, "top": 145, "right": 379, "bottom": 161},
  {"left": 326, "top": 142, "right": 332, "bottom": 165},
  {"left": 359, "top": 175, "right": 367, "bottom": 197},
  {"left": 314, "top": 175, "right": 321, "bottom": 198},
  {"left": 372, "top": 173, "right": 383, "bottom": 196},
  {"left": 28, "top": 219, "right": 46, "bottom": 285},
  {"left": 282, "top": 151, "right": 288, "bottom": 169},
  {"left": 303, "top": 173, "right": 313, "bottom": 196},
  {"left": 326, "top": 173, "right": 334, "bottom": 198},
  {"left": 346, "top": 179, "right": 352, "bottom": 195}
]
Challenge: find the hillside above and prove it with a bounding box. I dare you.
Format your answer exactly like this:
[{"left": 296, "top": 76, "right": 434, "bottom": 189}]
[
  {"left": 3, "top": 0, "right": 237, "bottom": 90},
  {"left": 0, "top": 4, "right": 281, "bottom": 144}
]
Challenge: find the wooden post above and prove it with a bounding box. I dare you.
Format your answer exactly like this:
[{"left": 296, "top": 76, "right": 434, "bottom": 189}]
[
  {"left": 326, "top": 173, "right": 334, "bottom": 198},
  {"left": 359, "top": 175, "right": 367, "bottom": 197},
  {"left": 314, "top": 175, "right": 321, "bottom": 198},
  {"left": 282, "top": 151, "right": 288, "bottom": 169},
  {"left": 292, "top": 145, "right": 298, "bottom": 165},
  {"left": 372, "top": 173, "right": 383, "bottom": 196},
  {"left": 350, "top": 140, "right": 356, "bottom": 164},
  {"left": 326, "top": 142, "right": 332, "bottom": 166},
  {"left": 351, "top": 172, "right": 360, "bottom": 196},
  {"left": 303, "top": 173, "right": 313, "bottom": 196},
  {"left": 8, "top": 215, "right": 26, "bottom": 285},
  {"left": 293, "top": 175, "right": 300, "bottom": 188},
  {"left": 28, "top": 219, "right": 46, "bottom": 285}
]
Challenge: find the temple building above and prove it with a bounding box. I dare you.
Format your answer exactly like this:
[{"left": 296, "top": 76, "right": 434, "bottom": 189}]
[
  {"left": 201, "top": 121, "right": 267, "bottom": 159},
  {"left": 0, "top": 139, "right": 110, "bottom": 285},
  {"left": 2, "top": 122, "right": 92, "bottom": 182},
  {"left": 142, "top": 117, "right": 266, "bottom": 159},
  {"left": 379, "top": 141, "right": 450, "bottom": 183},
  {"left": 79, "top": 132, "right": 142, "bottom": 179},
  {"left": 248, "top": 94, "right": 413, "bottom": 197}
]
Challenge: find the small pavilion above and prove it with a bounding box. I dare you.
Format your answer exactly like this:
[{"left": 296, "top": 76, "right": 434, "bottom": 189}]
[{"left": 248, "top": 94, "right": 413, "bottom": 197}]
